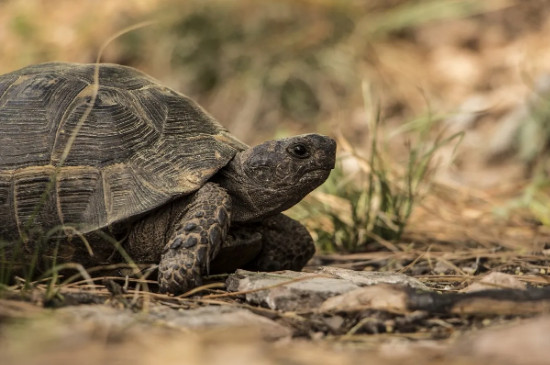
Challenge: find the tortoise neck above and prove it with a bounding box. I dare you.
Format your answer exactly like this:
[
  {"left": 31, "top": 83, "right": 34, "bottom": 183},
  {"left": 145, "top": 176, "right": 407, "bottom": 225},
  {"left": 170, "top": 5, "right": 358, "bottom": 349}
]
[{"left": 214, "top": 153, "right": 278, "bottom": 223}]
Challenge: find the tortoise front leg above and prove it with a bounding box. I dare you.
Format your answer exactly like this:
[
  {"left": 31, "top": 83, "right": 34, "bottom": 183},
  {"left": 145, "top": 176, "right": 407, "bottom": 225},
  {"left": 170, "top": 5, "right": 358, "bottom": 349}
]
[
  {"left": 245, "top": 214, "right": 315, "bottom": 272},
  {"left": 158, "top": 182, "right": 231, "bottom": 294}
]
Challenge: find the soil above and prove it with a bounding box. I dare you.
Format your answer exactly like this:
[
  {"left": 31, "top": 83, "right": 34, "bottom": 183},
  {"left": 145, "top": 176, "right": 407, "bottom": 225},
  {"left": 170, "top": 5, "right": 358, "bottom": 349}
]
[{"left": 2, "top": 1, "right": 550, "bottom": 364}]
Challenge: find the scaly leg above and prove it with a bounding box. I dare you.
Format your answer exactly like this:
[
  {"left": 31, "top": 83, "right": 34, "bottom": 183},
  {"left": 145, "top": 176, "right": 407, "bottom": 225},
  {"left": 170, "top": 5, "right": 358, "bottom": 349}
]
[
  {"left": 157, "top": 183, "right": 231, "bottom": 294},
  {"left": 244, "top": 214, "right": 315, "bottom": 272}
]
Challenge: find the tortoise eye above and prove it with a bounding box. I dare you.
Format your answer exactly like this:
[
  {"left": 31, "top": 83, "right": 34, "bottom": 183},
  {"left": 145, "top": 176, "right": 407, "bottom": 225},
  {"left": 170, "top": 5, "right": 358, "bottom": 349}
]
[{"left": 287, "top": 143, "right": 310, "bottom": 159}]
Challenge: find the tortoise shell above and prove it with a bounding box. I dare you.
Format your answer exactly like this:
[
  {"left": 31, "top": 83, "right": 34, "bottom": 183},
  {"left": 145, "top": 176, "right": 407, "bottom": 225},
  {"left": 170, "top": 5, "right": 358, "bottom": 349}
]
[{"left": 0, "top": 62, "right": 247, "bottom": 240}]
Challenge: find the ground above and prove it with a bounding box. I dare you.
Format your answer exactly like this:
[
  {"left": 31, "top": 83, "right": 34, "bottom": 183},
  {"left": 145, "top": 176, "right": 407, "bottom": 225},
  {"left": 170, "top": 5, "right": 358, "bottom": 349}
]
[{"left": 2, "top": 1, "right": 550, "bottom": 364}]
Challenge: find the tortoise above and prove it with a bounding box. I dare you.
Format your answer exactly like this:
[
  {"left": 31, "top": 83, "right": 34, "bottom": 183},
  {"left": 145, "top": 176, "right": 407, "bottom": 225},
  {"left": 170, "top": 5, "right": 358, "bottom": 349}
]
[{"left": 0, "top": 62, "right": 336, "bottom": 294}]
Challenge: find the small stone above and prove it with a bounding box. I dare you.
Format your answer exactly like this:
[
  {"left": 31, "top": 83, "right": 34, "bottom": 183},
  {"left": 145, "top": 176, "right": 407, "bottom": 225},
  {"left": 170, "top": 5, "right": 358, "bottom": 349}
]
[{"left": 321, "top": 315, "right": 345, "bottom": 332}]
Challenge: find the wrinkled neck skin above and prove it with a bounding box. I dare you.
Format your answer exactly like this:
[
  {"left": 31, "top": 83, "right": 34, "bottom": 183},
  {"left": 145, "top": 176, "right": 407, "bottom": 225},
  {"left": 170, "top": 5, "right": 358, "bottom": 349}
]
[
  {"left": 214, "top": 154, "right": 304, "bottom": 222},
  {"left": 214, "top": 134, "right": 336, "bottom": 223}
]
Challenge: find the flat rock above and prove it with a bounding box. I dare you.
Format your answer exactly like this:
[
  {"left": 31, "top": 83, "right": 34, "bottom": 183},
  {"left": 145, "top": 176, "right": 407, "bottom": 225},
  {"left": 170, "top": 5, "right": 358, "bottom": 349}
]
[
  {"left": 226, "top": 270, "right": 358, "bottom": 311},
  {"left": 226, "top": 267, "right": 430, "bottom": 312},
  {"left": 56, "top": 304, "right": 291, "bottom": 340},
  {"left": 152, "top": 305, "right": 291, "bottom": 340},
  {"left": 318, "top": 267, "right": 430, "bottom": 290}
]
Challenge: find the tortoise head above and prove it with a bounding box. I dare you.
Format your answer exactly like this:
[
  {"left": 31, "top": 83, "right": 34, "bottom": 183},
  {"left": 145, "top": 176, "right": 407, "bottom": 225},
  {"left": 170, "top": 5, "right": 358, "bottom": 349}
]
[{"left": 216, "top": 134, "right": 336, "bottom": 222}]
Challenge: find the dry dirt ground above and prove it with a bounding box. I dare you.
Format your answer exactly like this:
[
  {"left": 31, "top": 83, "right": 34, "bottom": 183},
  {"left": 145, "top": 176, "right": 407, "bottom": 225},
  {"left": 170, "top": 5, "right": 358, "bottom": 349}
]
[{"left": 2, "top": 1, "right": 550, "bottom": 364}]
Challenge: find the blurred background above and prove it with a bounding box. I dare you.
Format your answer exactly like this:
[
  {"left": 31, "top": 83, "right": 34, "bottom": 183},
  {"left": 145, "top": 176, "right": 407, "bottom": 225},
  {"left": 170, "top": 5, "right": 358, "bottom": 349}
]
[
  {"left": 4, "top": 4, "right": 550, "bottom": 363},
  {"left": 2, "top": 0, "right": 550, "bottom": 251}
]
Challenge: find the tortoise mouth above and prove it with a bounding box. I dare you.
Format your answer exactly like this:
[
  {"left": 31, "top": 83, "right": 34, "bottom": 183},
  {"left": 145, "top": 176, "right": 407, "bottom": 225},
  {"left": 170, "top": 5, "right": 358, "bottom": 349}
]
[{"left": 298, "top": 168, "right": 332, "bottom": 185}]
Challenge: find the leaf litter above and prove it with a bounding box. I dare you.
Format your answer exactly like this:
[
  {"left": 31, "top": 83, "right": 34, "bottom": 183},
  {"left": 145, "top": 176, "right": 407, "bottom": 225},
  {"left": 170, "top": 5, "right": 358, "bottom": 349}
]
[{"left": 2, "top": 1, "right": 550, "bottom": 364}]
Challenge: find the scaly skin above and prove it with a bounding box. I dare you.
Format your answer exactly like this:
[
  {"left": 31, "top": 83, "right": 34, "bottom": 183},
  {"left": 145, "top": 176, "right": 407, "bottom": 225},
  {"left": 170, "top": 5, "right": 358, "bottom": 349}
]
[
  {"left": 207, "top": 214, "right": 315, "bottom": 275},
  {"left": 245, "top": 214, "right": 315, "bottom": 272},
  {"left": 127, "top": 134, "right": 334, "bottom": 294},
  {"left": 127, "top": 190, "right": 315, "bottom": 295},
  {"left": 157, "top": 183, "right": 231, "bottom": 294}
]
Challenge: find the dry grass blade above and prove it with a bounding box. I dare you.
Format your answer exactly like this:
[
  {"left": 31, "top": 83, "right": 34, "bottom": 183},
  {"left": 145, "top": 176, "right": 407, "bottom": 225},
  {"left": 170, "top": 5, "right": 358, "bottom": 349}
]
[
  {"left": 294, "top": 83, "right": 463, "bottom": 254},
  {"left": 176, "top": 282, "right": 227, "bottom": 298}
]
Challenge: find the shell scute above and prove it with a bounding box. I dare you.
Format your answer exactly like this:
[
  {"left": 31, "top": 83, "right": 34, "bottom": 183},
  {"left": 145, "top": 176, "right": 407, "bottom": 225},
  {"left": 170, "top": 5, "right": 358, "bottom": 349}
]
[{"left": 0, "top": 62, "right": 247, "bottom": 238}]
